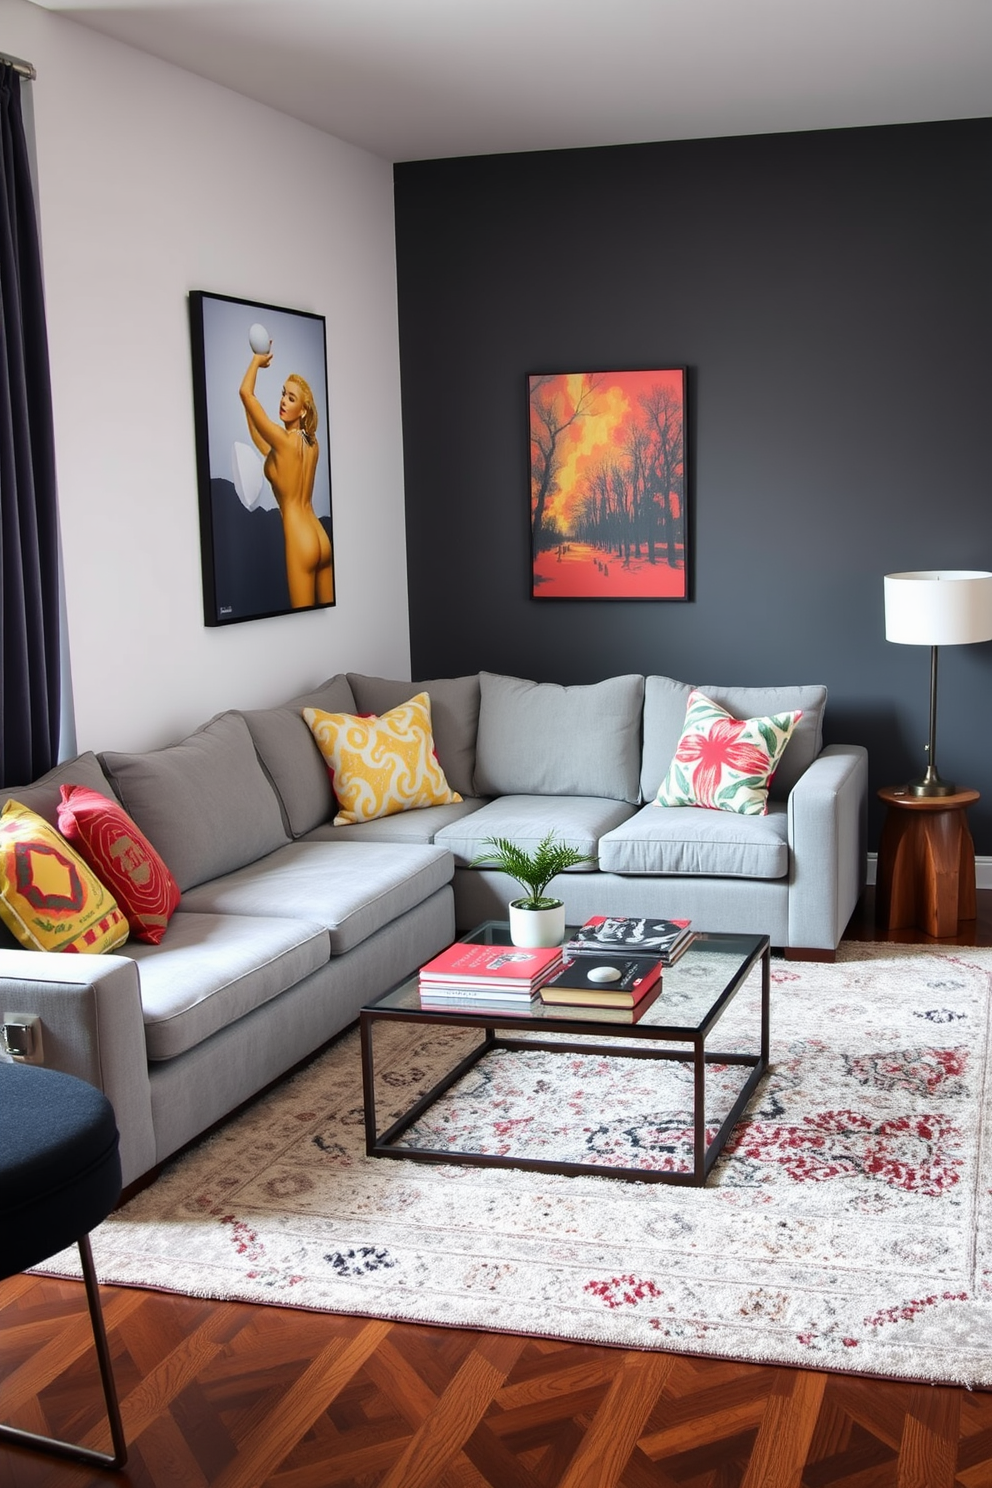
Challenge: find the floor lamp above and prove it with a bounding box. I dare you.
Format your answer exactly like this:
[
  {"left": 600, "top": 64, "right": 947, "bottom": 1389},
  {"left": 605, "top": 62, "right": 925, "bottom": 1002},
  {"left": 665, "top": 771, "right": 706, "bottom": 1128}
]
[{"left": 884, "top": 569, "right": 992, "bottom": 797}]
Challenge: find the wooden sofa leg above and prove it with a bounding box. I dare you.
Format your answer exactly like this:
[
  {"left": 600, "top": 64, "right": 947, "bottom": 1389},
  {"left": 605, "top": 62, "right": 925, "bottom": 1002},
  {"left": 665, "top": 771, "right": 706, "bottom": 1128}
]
[{"left": 782, "top": 947, "right": 837, "bottom": 963}]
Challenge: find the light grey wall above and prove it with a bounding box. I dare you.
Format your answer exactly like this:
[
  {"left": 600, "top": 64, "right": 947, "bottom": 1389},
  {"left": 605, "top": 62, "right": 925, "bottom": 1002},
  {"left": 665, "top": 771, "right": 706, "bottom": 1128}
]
[{"left": 1, "top": 0, "right": 412, "bottom": 757}]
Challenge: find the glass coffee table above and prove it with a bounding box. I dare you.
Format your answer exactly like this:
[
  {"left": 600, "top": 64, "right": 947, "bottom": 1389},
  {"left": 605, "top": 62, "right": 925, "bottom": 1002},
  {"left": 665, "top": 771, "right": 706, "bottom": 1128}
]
[{"left": 360, "top": 922, "right": 770, "bottom": 1186}]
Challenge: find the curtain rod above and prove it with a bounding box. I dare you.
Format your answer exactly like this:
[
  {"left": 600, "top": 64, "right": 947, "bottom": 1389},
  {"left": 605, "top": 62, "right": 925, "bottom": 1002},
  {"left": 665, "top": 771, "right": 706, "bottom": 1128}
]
[{"left": 0, "top": 52, "right": 36, "bottom": 82}]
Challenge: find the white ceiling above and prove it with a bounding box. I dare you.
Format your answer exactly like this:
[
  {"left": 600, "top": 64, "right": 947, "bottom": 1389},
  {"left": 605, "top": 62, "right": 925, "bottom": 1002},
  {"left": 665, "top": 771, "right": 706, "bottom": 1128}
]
[{"left": 29, "top": 0, "right": 992, "bottom": 162}]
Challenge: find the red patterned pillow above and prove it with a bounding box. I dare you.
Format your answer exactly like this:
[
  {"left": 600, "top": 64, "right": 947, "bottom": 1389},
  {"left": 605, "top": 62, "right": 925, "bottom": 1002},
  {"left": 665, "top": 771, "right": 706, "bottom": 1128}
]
[{"left": 58, "top": 785, "right": 180, "bottom": 944}]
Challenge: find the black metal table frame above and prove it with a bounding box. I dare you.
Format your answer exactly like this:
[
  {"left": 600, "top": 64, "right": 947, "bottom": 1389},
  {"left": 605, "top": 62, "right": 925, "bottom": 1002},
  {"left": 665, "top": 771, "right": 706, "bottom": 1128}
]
[{"left": 360, "top": 932, "right": 770, "bottom": 1186}]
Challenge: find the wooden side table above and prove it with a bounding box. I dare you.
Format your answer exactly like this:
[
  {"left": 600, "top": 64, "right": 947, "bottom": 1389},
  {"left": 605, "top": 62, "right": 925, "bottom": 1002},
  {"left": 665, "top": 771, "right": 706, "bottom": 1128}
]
[{"left": 875, "top": 786, "right": 979, "bottom": 938}]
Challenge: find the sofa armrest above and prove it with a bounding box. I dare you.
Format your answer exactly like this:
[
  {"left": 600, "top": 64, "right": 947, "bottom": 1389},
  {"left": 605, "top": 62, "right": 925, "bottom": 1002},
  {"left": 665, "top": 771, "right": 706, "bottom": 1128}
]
[
  {"left": 787, "top": 744, "right": 869, "bottom": 949},
  {"left": 0, "top": 950, "right": 156, "bottom": 1186}
]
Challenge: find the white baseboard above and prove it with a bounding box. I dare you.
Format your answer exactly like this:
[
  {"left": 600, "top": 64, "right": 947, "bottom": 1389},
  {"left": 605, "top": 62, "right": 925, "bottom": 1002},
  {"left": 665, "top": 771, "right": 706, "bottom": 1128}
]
[{"left": 865, "top": 854, "right": 992, "bottom": 890}]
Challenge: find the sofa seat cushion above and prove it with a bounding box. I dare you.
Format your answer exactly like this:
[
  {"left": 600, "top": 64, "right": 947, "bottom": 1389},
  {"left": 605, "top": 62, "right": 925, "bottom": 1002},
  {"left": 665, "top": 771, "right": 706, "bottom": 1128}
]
[
  {"left": 434, "top": 796, "right": 637, "bottom": 869},
  {"left": 474, "top": 672, "right": 644, "bottom": 804},
  {"left": 303, "top": 798, "right": 489, "bottom": 846},
  {"left": 177, "top": 841, "right": 454, "bottom": 955},
  {"left": 124, "top": 911, "right": 330, "bottom": 1061},
  {"left": 597, "top": 801, "right": 790, "bottom": 878}
]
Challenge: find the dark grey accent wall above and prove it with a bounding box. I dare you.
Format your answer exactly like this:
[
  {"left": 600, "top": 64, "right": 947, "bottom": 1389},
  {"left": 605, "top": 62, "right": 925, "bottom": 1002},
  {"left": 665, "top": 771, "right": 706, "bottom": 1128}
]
[{"left": 394, "top": 120, "right": 992, "bottom": 854}]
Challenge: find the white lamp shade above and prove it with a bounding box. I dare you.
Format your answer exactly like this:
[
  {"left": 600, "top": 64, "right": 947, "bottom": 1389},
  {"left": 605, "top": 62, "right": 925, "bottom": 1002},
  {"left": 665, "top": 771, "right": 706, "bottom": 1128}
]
[{"left": 884, "top": 570, "right": 992, "bottom": 646}]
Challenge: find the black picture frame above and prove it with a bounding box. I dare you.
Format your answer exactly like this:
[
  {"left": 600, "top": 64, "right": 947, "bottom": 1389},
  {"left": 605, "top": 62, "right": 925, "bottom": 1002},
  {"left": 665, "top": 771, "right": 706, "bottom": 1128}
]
[
  {"left": 529, "top": 368, "right": 688, "bottom": 601},
  {"left": 189, "top": 290, "right": 335, "bottom": 626}
]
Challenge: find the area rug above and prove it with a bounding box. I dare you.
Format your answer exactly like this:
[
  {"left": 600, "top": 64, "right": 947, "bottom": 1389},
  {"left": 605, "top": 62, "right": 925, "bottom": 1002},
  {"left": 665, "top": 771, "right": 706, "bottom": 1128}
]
[{"left": 42, "top": 943, "right": 992, "bottom": 1386}]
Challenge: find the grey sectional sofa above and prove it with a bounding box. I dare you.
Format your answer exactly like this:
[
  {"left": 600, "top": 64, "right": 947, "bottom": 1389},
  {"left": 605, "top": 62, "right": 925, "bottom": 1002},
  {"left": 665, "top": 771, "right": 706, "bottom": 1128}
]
[{"left": 0, "top": 668, "right": 867, "bottom": 1187}]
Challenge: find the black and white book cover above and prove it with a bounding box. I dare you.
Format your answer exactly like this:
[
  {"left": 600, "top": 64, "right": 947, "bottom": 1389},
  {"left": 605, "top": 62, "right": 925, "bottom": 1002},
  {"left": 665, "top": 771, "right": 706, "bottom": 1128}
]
[{"left": 565, "top": 915, "right": 692, "bottom": 961}]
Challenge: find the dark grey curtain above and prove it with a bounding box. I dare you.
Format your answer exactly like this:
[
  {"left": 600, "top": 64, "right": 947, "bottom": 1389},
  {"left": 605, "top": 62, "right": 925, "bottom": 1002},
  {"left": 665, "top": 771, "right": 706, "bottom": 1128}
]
[{"left": 0, "top": 65, "right": 60, "bottom": 785}]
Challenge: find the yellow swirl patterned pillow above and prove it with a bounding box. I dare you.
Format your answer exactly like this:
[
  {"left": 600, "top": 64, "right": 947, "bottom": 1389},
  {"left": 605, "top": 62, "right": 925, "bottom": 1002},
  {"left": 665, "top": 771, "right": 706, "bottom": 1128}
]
[
  {"left": 0, "top": 799, "right": 129, "bottom": 953},
  {"left": 303, "top": 692, "right": 462, "bottom": 826}
]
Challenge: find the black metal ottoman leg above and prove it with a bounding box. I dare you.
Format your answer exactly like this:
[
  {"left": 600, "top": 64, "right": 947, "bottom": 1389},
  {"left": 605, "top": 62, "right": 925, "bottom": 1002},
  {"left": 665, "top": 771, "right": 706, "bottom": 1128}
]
[{"left": 0, "top": 1234, "right": 128, "bottom": 1471}]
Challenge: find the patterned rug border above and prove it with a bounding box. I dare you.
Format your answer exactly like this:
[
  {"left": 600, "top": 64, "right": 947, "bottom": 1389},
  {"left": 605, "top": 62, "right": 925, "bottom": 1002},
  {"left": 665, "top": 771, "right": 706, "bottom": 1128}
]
[{"left": 37, "top": 942, "right": 992, "bottom": 1387}]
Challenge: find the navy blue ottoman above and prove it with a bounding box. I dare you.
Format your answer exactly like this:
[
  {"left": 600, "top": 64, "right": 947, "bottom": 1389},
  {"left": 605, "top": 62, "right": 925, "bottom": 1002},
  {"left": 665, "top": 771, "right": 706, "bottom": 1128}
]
[{"left": 0, "top": 1061, "right": 127, "bottom": 1469}]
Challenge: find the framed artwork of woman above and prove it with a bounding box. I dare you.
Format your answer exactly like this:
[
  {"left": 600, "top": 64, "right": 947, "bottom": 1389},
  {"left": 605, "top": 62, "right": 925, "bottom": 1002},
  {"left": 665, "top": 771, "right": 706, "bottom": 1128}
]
[{"left": 190, "top": 291, "right": 335, "bottom": 625}]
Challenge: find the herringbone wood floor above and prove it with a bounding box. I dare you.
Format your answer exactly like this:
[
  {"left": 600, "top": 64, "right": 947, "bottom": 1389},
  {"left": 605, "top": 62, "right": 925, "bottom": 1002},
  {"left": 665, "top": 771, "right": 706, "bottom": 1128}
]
[{"left": 3, "top": 889, "right": 992, "bottom": 1488}]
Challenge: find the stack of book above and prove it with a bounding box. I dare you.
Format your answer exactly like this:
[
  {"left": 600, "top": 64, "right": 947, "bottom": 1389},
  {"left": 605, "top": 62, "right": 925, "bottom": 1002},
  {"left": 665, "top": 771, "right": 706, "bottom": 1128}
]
[
  {"left": 564, "top": 915, "right": 693, "bottom": 964},
  {"left": 418, "top": 942, "right": 563, "bottom": 1009},
  {"left": 536, "top": 915, "right": 693, "bottom": 1018}
]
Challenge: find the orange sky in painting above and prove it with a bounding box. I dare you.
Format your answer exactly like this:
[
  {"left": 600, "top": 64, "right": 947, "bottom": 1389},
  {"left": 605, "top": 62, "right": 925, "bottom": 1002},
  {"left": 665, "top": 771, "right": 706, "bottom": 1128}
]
[{"left": 531, "top": 369, "right": 684, "bottom": 531}]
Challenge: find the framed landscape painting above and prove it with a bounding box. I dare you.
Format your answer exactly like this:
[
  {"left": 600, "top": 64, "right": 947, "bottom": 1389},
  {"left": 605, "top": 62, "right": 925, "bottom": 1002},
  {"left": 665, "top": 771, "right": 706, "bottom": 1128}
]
[
  {"left": 189, "top": 291, "right": 335, "bottom": 625},
  {"left": 529, "top": 368, "right": 687, "bottom": 600}
]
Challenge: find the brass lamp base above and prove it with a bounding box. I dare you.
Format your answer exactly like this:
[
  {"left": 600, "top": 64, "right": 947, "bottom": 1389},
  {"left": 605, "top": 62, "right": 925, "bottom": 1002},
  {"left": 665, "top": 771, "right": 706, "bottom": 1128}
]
[{"left": 904, "top": 767, "right": 957, "bottom": 798}]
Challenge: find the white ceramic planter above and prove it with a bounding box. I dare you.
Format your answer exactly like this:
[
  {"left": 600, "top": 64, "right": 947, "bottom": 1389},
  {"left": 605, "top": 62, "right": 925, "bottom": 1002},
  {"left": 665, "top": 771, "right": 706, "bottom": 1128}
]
[{"left": 508, "top": 899, "right": 566, "bottom": 948}]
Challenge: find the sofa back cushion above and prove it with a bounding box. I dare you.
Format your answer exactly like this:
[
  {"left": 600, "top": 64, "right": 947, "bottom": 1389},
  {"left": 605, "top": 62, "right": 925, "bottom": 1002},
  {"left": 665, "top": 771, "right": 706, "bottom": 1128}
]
[
  {"left": 640, "top": 676, "right": 827, "bottom": 803},
  {"left": 1, "top": 751, "right": 119, "bottom": 828},
  {"left": 474, "top": 672, "right": 645, "bottom": 803},
  {"left": 241, "top": 674, "right": 358, "bottom": 837},
  {"left": 347, "top": 673, "right": 481, "bottom": 799},
  {"left": 100, "top": 711, "right": 290, "bottom": 891}
]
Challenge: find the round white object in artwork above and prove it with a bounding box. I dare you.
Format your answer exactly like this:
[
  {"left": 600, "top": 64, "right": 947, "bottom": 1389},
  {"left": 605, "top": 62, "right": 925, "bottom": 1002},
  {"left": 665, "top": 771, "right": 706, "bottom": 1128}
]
[
  {"left": 249, "top": 322, "right": 270, "bottom": 354},
  {"left": 586, "top": 965, "right": 622, "bottom": 984}
]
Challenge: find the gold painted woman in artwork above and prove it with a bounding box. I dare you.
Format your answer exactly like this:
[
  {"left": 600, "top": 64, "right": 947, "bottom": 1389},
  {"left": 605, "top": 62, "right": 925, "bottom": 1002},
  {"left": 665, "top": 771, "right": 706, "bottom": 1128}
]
[{"left": 239, "top": 349, "right": 333, "bottom": 608}]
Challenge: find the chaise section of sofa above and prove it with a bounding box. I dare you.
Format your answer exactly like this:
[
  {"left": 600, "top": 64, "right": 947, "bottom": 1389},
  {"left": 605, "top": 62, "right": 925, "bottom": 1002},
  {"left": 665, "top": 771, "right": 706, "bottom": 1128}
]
[{"left": 0, "top": 701, "right": 456, "bottom": 1187}]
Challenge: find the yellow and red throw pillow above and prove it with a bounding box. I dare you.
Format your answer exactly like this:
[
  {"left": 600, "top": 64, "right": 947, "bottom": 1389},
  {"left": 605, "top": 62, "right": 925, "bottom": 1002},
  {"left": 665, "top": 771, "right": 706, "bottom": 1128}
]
[
  {"left": 58, "top": 784, "right": 181, "bottom": 944},
  {"left": 303, "top": 691, "right": 462, "bottom": 826},
  {"left": 654, "top": 690, "right": 802, "bottom": 816},
  {"left": 0, "top": 799, "right": 129, "bottom": 952}
]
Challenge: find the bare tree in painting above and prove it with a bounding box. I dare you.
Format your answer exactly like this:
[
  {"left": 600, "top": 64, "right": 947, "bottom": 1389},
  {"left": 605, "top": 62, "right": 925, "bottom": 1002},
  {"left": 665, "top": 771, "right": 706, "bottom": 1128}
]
[
  {"left": 575, "top": 421, "right": 660, "bottom": 566},
  {"left": 579, "top": 464, "right": 613, "bottom": 551},
  {"left": 640, "top": 384, "right": 684, "bottom": 568},
  {"left": 621, "top": 419, "right": 654, "bottom": 562},
  {"left": 530, "top": 374, "right": 602, "bottom": 549}
]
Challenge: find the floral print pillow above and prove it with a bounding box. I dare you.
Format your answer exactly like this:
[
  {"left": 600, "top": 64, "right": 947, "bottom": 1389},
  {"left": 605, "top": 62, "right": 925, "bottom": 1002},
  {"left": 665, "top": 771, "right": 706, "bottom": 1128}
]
[{"left": 654, "top": 690, "right": 802, "bottom": 815}]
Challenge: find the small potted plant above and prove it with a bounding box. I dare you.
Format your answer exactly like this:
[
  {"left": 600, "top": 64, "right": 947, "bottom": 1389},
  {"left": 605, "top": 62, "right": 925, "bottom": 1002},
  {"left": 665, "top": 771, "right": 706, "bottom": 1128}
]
[{"left": 471, "top": 831, "right": 594, "bottom": 946}]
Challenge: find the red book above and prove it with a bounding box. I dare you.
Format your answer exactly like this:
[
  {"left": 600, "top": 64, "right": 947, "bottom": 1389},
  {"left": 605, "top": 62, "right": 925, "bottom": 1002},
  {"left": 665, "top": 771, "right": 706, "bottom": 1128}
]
[{"left": 419, "top": 941, "right": 563, "bottom": 989}]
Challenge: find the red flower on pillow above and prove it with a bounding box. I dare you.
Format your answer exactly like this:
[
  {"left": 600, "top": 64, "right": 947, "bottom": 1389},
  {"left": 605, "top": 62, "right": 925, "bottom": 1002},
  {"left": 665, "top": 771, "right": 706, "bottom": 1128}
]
[
  {"left": 655, "top": 691, "right": 803, "bottom": 815},
  {"left": 674, "top": 718, "right": 775, "bottom": 808}
]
